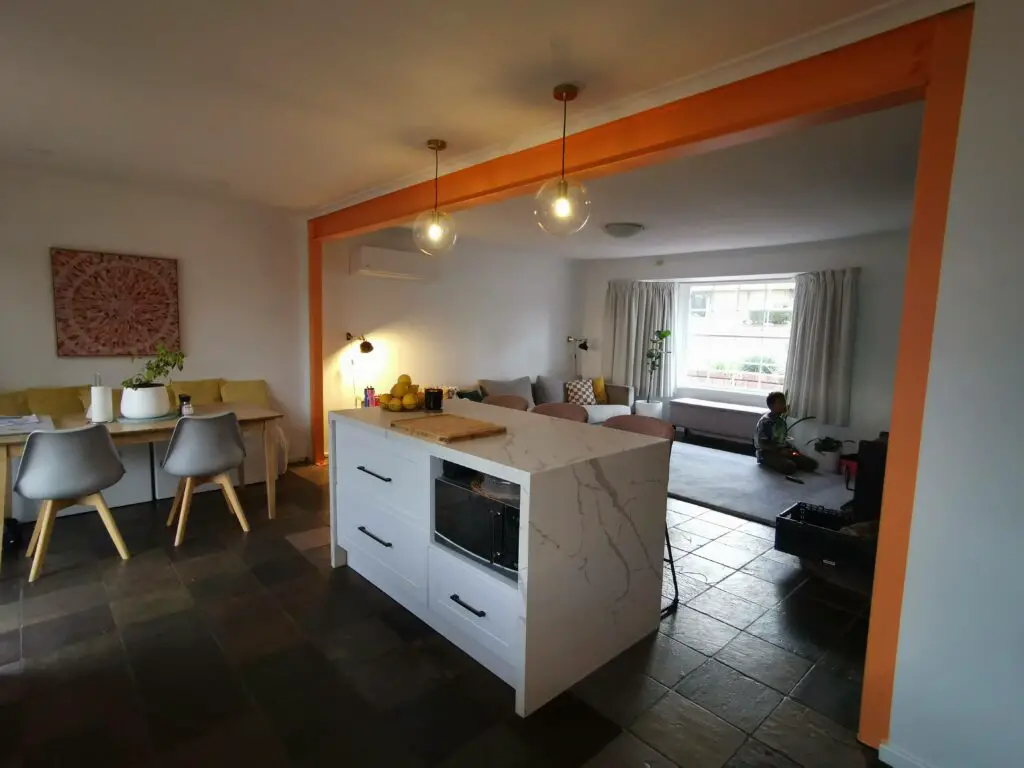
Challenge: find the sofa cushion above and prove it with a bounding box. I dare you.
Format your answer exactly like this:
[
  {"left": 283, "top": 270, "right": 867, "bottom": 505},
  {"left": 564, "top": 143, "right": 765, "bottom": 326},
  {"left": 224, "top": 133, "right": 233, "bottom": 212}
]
[
  {"left": 592, "top": 376, "right": 608, "bottom": 405},
  {"left": 565, "top": 379, "right": 597, "bottom": 406},
  {"left": 478, "top": 377, "right": 534, "bottom": 409},
  {"left": 0, "top": 391, "right": 30, "bottom": 416},
  {"left": 456, "top": 389, "right": 483, "bottom": 402},
  {"left": 584, "top": 404, "right": 631, "bottom": 424},
  {"left": 534, "top": 375, "right": 566, "bottom": 405},
  {"left": 170, "top": 379, "right": 223, "bottom": 406},
  {"left": 26, "top": 387, "right": 86, "bottom": 417},
  {"left": 221, "top": 380, "right": 270, "bottom": 407}
]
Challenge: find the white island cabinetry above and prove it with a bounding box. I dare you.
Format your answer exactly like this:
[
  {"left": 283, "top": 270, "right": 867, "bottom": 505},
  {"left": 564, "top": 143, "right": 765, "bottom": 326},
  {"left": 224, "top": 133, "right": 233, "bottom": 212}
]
[{"left": 329, "top": 398, "right": 670, "bottom": 716}]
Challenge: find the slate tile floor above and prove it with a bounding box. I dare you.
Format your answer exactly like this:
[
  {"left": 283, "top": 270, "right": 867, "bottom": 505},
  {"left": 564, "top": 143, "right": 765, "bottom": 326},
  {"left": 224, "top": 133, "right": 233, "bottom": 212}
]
[{"left": 0, "top": 472, "right": 881, "bottom": 767}]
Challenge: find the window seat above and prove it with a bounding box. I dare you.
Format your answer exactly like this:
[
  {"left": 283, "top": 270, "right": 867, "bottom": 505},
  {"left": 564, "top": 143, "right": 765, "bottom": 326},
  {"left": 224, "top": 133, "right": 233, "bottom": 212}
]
[{"left": 669, "top": 397, "right": 762, "bottom": 444}]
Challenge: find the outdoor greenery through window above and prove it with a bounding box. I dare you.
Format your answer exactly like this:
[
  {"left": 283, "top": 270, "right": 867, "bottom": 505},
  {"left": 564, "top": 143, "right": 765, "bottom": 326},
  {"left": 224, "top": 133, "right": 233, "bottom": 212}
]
[{"left": 684, "top": 279, "right": 795, "bottom": 392}]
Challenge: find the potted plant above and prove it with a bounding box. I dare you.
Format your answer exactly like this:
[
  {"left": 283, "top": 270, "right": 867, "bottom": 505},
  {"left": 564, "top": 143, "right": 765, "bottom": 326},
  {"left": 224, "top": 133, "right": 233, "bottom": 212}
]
[
  {"left": 806, "top": 435, "right": 854, "bottom": 474},
  {"left": 635, "top": 329, "right": 671, "bottom": 418},
  {"left": 120, "top": 344, "right": 185, "bottom": 419}
]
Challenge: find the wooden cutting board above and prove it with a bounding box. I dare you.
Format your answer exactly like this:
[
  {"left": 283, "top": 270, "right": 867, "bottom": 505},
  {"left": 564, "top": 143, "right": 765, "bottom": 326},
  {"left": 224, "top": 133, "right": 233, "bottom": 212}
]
[{"left": 391, "top": 414, "right": 507, "bottom": 444}]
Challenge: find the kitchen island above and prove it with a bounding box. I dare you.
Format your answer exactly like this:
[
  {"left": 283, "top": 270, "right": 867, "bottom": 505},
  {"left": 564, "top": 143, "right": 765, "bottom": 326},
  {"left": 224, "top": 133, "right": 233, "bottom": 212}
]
[{"left": 328, "top": 398, "right": 671, "bottom": 716}]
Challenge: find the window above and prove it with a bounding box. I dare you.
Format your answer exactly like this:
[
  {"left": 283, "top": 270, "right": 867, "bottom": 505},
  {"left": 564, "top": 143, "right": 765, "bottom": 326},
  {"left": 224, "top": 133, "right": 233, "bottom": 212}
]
[{"left": 682, "top": 280, "right": 795, "bottom": 393}]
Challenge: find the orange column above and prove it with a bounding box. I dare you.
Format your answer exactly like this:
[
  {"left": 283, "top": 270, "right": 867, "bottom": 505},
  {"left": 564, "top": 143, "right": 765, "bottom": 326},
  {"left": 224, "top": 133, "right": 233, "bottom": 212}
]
[{"left": 307, "top": 226, "right": 325, "bottom": 465}]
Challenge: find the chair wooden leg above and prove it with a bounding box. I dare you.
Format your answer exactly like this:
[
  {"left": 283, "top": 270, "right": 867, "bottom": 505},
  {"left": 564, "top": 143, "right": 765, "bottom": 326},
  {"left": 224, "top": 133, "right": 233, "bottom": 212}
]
[
  {"left": 26, "top": 500, "right": 50, "bottom": 557},
  {"left": 28, "top": 499, "right": 58, "bottom": 583},
  {"left": 215, "top": 473, "right": 250, "bottom": 534},
  {"left": 87, "top": 493, "right": 130, "bottom": 561},
  {"left": 166, "top": 478, "right": 185, "bottom": 527},
  {"left": 173, "top": 478, "right": 196, "bottom": 547}
]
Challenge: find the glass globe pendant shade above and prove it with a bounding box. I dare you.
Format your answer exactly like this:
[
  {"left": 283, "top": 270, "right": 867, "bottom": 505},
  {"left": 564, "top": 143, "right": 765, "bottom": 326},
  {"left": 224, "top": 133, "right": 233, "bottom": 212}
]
[
  {"left": 534, "top": 177, "right": 591, "bottom": 235},
  {"left": 412, "top": 209, "right": 457, "bottom": 255}
]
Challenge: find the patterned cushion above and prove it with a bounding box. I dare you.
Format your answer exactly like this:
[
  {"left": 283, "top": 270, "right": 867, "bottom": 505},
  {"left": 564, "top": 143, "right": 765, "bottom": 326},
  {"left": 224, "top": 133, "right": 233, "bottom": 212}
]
[{"left": 565, "top": 378, "right": 597, "bottom": 406}]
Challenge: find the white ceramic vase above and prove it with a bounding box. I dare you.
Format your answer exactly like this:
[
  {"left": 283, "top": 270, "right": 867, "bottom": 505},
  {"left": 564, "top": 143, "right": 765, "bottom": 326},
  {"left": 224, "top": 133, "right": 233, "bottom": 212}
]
[
  {"left": 814, "top": 450, "right": 842, "bottom": 474},
  {"left": 634, "top": 400, "right": 664, "bottom": 419},
  {"left": 121, "top": 385, "right": 171, "bottom": 420}
]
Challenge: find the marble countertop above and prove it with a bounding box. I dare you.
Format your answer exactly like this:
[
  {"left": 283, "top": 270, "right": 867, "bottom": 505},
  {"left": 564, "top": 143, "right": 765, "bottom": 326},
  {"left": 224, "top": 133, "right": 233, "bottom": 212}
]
[{"left": 330, "top": 398, "right": 664, "bottom": 476}]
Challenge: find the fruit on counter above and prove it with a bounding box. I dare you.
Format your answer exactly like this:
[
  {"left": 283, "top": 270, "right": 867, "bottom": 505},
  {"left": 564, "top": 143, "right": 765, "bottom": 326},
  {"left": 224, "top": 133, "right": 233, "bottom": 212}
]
[
  {"left": 377, "top": 393, "right": 392, "bottom": 406},
  {"left": 401, "top": 393, "right": 418, "bottom": 410},
  {"left": 397, "top": 374, "right": 412, "bottom": 386},
  {"left": 416, "top": 391, "right": 426, "bottom": 405},
  {"left": 406, "top": 384, "right": 419, "bottom": 394},
  {"left": 390, "top": 382, "right": 409, "bottom": 398},
  {"left": 387, "top": 399, "right": 404, "bottom": 412}
]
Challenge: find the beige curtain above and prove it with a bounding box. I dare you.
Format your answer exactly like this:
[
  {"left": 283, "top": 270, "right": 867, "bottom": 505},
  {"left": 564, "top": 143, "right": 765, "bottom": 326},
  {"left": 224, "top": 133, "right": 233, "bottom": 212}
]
[
  {"left": 784, "top": 269, "right": 858, "bottom": 425},
  {"left": 603, "top": 280, "right": 676, "bottom": 399}
]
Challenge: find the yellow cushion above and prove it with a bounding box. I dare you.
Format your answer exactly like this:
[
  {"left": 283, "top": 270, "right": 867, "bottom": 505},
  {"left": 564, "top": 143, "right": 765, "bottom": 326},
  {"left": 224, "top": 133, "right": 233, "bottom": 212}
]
[
  {"left": 592, "top": 377, "right": 608, "bottom": 405},
  {"left": 26, "top": 387, "right": 87, "bottom": 417},
  {"left": 78, "top": 387, "right": 124, "bottom": 415},
  {"left": 170, "top": 379, "right": 223, "bottom": 406},
  {"left": 0, "top": 391, "right": 30, "bottom": 416},
  {"left": 220, "top": 380, "right": 270, "bottom": 407}
]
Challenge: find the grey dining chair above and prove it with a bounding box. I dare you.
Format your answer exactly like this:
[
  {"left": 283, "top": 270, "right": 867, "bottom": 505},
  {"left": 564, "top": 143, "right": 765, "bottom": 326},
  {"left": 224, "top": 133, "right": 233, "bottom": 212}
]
[
  {"left": 16, "top": 424, "right": 129, "bottom": 582},
  {"left": 531, "top": 402, "right": 589, "bottom": 423},
  {"left": 163, "top": 412, "right": 250, "bottom": 546},
  {"left": 603, "top": 414, "right": 680, "bottom": 617},
  {"left": 482, "top": 394, "right": 529, "bottom": 411}
]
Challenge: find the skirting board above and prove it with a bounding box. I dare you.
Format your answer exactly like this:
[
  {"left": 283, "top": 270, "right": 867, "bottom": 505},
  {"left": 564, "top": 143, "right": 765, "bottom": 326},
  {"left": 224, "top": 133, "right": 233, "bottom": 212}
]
[{"left": 879, "top": 743, "right": 933, "bottom": 768}]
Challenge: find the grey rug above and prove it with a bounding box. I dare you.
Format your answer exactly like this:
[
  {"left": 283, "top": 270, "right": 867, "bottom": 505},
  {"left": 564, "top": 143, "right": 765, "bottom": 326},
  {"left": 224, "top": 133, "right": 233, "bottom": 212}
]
[{"left": 668, "top": 441, "right": 852, "bottom": 525}]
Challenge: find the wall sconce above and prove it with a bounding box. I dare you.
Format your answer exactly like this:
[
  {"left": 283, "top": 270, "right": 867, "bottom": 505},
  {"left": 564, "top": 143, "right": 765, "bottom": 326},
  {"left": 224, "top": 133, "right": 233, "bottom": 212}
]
[
  {"left": 567, "top": 336, "right": 589, "bottom": 377},
  {"left": 346, "top": 333, "right": 374, "bottom": 354}
]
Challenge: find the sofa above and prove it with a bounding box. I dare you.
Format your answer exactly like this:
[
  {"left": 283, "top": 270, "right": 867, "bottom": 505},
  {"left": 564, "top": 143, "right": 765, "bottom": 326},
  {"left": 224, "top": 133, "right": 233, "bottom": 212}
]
[
  {"left": 476, "top": 375, "right": 634, "bottom": 424},
  {"left": 0, "top": 378, "right": 281, "bottom": 521}
]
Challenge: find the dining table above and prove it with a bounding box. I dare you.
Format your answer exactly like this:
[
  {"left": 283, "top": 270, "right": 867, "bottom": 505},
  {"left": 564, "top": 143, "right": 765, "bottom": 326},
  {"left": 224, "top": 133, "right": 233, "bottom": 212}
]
[{"left": 0, "top": 402, "right": 284, "bottom": 571}]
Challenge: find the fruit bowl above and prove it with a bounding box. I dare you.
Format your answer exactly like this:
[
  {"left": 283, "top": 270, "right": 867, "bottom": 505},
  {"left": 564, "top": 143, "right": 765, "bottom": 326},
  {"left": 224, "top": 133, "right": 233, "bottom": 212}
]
[{"left": 378, "top": 373, "right": 427, "bottom": 412}]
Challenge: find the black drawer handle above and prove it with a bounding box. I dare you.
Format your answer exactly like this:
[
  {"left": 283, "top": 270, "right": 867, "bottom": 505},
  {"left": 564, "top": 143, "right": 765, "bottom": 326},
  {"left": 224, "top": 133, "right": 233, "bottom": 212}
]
[
  {"left": 357, "top": 525, "right": 393, "bottom": 548},
  {"left": 449, "top": 594, "right": 486, "bottom": 618},
  {"left": 356, "top": 465, "right": 392, "bottom": 483}
]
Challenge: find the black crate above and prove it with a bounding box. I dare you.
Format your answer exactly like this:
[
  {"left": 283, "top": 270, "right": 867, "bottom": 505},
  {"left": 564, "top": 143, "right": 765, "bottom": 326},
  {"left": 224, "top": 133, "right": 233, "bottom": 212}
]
[{"left": 775, "top": 502, "right": 876, "bottom": 569}]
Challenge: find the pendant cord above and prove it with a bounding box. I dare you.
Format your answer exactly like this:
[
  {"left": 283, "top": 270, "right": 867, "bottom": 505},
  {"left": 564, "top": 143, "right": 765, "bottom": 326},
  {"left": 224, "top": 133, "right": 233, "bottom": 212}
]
[
  {"left": 433, "top": 149, "right": 439, "bottom": 212},
  {"left": 561, "top": 98, "right": 567, "bottom": 180}
]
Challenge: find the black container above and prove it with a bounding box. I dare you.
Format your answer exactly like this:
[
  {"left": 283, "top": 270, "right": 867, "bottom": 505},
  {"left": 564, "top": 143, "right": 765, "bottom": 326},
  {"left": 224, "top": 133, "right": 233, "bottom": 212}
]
[
  {"left": 434, "top": 476, "right": 519, "bottom": 580},
  {"left": 775, "top": 502, "right": 876, "bottom": 569},
  {"left": 424, "top": 387, "right": 444, "bottom": 411}
]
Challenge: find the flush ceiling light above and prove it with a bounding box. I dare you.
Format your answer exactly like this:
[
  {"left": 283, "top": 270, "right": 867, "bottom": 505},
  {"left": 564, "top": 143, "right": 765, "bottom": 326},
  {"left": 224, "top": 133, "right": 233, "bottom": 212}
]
[
  {"left": 412, "top": 139, "right": 457, "bottom": 255},
  {"left": 534, "top": 84, "right": 591, "bottom": 236},
  {"left": 602, "top": 222, "right": 645, "bottom": 239}
]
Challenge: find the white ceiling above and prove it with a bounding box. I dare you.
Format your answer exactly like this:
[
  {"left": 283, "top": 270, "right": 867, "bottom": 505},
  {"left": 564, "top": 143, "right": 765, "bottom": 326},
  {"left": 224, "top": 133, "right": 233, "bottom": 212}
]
[
  {"left": 0, "top": 0, "right": 938, "bottom": 211},
  {"left": 446, "top": 103, "right": 923, "bottom": 258}
]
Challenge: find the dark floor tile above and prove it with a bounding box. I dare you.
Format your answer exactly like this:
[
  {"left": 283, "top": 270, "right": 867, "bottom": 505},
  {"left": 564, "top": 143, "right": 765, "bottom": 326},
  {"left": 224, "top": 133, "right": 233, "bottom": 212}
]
[
  {"left": 676, "top": 660, "right": 782, "bottom": 733},
  {"left": 379, "top": 603, "right": 435, "bottom": 642},
  {"left": 737, "top": 521, "right": 775, "bottom": 541},
  {"left": 692, "top": 542, "right": 758, "bottom": 570},
  {"left": 100, "top": 549, "right": 181, "bottom": 600},
  {"left": 0, "top": 601, "right": 19, "bottom": 635},
  {"left": 274, "top": 572, "right": 385, "bottom": 638},
  {"left": 249, "top": 550, "right": 319, "bottom": 588},
  {"left": 204, "top": 592, "right": 305, "bottom": 665},
  {"left": 185, "top": 568, "right": 264, "bottom": 605},
  {"left": 632, "top": 690, "right": 746, "bottom": 768},
  {"left": 724, "top": 738, "right": 799, "bottom": 768},
  {"left": 0, "top": 577, "right": 21, "bottom": 606},
  {"left": 714, "top": 633, "right": 812, "bottom": 694},
  {"left": 387, "top": 680, "right": 500, "bottom": 764},
  {"left": 414, "top": 634, "right": 477, "bottom": 681},
  {"left": 290, "top": 715, "right": 425, "bottom": 768},
  {"left": 760, "top": 547, "right": 802, "bottom": 567},
  {"left": 665, "top": 508, "right": 694, "bottom": 529},
  {"left": 510, "top": 692, "right": 620, "bottom": 767},
  {"left": 147, "top": 712, "right": 291, "bottom": 768},
  {"left": 663, "top": 569, "right": 710, "bottom": 603},
  {"left": 572, "top": 659, "right": 668, "bottom": 727},
  {"left": 21, "top": 633, "right": 128, "bottom": 695},
  {"left": 442, "top": 722, "right": 555, "bottom": 768},
  {"left": 666, "top": 527, "right": 712, "bottom": 554},
  {"left": 315, "top": 614, "right": 404, "bottom": 664},
  {"left": 687, "top": 588, "right": 766, "bottom": 630},
  {"left": 746, "top": 598, "right": 857, "bottom": 662},
  {"left": 717, "top": 572, "right": 797, "bottom": 608},
  {"left": 675, "top": 554, "right": 736, "bottom": 586},
  {"left": 662, "top": 606, "right": 740, "bottom": 656},
  {"left": 21, "top": 582, "right": 108, "bottom": 626},
  {"left": 676, "top": 518, "right": 732, "bottom": 541},
  {"left": 302, "top": 544, "right": 334, "bottom": 575},
  {"left": 21, "top": 604, "right": 115, "bottom": 659},
  {"left": 584, "top": 732, "right": 679, "bottom": 766},
  {"left": 340, "top": 644, "right": 441, "bottom": 712},
  {"left": 788, "top": 576, "right": 871, "bottom": 615},
  {"left": 20, "top": 710, "right": 153, "bottom": 768},
  {"left": 754, "top": 698, "right": 872, "bottom": 768},
  {"left": 619, "top": 632, "right": 707, "bottom": 688},
  {"left": 0, "top": 629, "right": 19, "bottom": 667},
  {"left": 235, "top": 535, "right": 301, "bottom": 567},
  {"left": 171, "top": 550, "right": 247, "bottom": 584},
  {"left": 19, "top": 557, "right": 100, "bottom": 599},
  {"left": 110, "top": 585, "right": 194, "bottom": 629},
  {"left": 163, "top": 534, "right": 229, "bottom": 563},
  {"left": 741, "top": 553, "right": 807, "bottom": 586},
  {"left": 791, "top": 651, "right": 863, "bottom": 730},
  {"left": 717, "top": 530, "right": 774, "bottom": 558},
  {"left": 447, "top": 663, "right": 517, "bottom": 722}
]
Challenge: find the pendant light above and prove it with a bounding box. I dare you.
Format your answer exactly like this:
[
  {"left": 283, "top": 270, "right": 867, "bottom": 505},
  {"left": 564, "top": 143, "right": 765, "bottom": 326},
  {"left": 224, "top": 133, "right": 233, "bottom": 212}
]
[
  {"left": 412, "top": 139, "right": 457, "bottom": 255},
  {"left": 534, "top": 84, "right": 591, "bottom": 235}
]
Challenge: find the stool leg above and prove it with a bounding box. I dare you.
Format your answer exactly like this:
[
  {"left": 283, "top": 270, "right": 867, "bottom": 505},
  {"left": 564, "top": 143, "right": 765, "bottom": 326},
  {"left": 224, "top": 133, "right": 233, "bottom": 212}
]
[
  {"left": 215, "top": 473, "right": 250, "bottom": 533},
  {"left": 662, "top": 522, "right": 680, "bottom": 618},
  {"left": 166, "top": 478, "right": 185, "bottom": 527},
  {"left": 28, "top": 499, "right": 58, "bottom": 583},
  {"left": 26, "top": 500, "right": 50, "bottom": 557},
  {"left": 174, "top": 478, "right": 195, "bottom": 547},
  {"left": 88, "top": 493, "right": 129, "bottom": 561}
]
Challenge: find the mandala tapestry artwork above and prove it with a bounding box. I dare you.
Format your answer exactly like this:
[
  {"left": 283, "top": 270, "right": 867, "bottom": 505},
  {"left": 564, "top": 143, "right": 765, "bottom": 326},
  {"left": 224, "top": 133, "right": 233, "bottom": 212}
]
[{"left": 50, "top": 248, "right": 181, "bottom": 357}]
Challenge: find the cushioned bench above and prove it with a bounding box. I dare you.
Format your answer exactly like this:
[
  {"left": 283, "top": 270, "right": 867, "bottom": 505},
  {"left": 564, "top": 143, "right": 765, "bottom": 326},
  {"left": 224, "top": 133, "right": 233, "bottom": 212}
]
[{"left": 669, "top": 397, "right": 763, "bottom": 444}]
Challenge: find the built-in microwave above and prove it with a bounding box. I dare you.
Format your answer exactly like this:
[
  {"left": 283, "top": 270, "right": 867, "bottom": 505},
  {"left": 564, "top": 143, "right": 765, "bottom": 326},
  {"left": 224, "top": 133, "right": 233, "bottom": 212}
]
[{"left": 434, "top": 472, "right": 519, "bottom": 580}]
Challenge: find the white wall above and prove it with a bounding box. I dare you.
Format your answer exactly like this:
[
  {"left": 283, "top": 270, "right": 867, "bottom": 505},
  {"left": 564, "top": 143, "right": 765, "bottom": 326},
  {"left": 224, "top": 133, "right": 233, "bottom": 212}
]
[
  {"left": 0, "top": 168, "right": 310, "bottom": 457},
  {"left": 321, "top": 231, "right": 579, "bottom": 424},
  {"left": 885, "top": 3, "right": 1024, "bottom": 768},
  {"left": 576, "top": 231, "right": 908, "bottom": 443}
]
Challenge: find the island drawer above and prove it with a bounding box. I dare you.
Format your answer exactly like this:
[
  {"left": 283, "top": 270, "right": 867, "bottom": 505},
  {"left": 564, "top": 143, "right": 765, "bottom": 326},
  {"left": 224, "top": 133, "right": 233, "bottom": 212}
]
[
  {"left": 335, "top": 437, "right": 425, "bottom": 522},
  {"left": 338, "top": 490, "right": 427, "bottom": 604},
  {"left": 428, "top": 545, "right": 519, "bottom": 665}
]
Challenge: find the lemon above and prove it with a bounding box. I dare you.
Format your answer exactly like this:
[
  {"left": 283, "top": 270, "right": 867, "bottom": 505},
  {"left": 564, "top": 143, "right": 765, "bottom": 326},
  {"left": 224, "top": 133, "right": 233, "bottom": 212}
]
[
  {"left": 378, "top": 393, "right": 392, "bottom": 406},
  {"left": 390, "top": 382, "right": 409, "bottom": 398},
  {"left": 416, "top": 391, "right": 426, "bottom": 404},
  {"left": 406, "top": 383, "right": 419, "bottom": 395},
  {"left": 397, "top": 374, "right": 412, "bottom": 386},
  {"left": 387, "top": 399, "right": 404, "bottom": 412},
  {"left": 402, "top": 393, "right": 418, "bottom": 410}
]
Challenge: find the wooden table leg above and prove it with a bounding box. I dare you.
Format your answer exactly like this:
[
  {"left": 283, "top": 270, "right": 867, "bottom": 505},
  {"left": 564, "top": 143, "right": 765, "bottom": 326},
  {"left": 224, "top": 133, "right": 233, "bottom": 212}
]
[{"left": 263, "top": 422, "right": 276, "bottom": 519}]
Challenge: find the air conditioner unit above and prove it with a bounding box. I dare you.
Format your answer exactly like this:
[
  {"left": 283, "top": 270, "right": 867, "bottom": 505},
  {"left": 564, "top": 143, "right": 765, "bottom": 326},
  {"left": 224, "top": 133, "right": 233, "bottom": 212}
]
[{"left": 349, "top": 245, "right": 437, "bottom": 281}]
